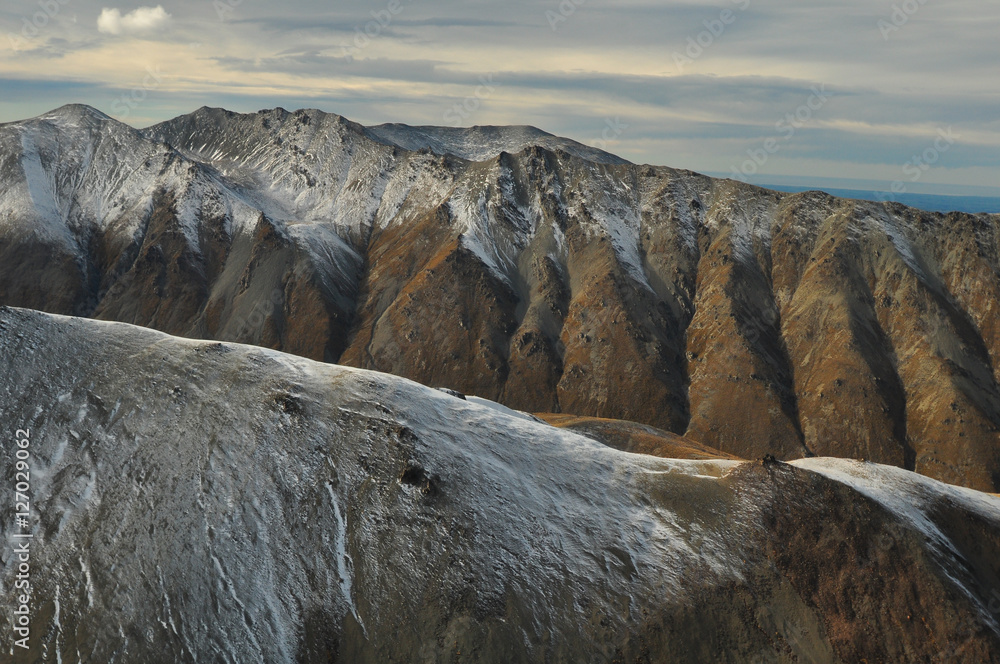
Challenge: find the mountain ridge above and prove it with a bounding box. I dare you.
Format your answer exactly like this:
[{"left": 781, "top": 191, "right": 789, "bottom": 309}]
[
  {"left": 140, "top": 104, "right": 630, "bottom": 167},
  {"left": 2, "top": 305, "right": 1000, "bottom": 662},
  {"left": 1, "top": 105, "right": 999, "bottom": 492}
]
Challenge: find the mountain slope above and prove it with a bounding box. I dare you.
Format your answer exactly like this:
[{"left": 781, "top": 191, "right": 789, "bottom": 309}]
[
  {"left": 364, "top": 121, "right": 631, "bottom": 165},
  {"left": 1, "top": 307, "right": 999, "bottom": 662},
  {"left": 1, "top": 105, "right": 1000, "bottom": 491}
]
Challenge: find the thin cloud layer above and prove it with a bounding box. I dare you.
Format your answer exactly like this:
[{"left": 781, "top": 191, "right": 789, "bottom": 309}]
[{"left": 0, "top": 0, "right": 997, "bottom": 192}]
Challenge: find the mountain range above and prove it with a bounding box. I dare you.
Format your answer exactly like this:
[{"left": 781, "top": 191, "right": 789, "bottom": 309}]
[{"left": 2, "top": 104, "right": 1000, "bottom": 493}]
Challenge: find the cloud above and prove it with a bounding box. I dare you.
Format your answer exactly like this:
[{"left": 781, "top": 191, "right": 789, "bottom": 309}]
[
  {"left": 97, "top": 6, "right": 171, "bottom": 36},
  {"left": 1, "top": 0, "right": 996, "bottom": 190}
]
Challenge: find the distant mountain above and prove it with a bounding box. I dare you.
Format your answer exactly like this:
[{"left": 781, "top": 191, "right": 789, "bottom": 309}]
[
  {"left": 2, "top": 104, "right": 1000, "bottom": 492},
  {"left": 2, "top": 307, "right": 999, "bottom": 662},
  {"left": 363, "top": 120, "right": 631, "bottom": 165},
  {"left": 760, "top": 183, "right": 1000, "bottom": 215}
]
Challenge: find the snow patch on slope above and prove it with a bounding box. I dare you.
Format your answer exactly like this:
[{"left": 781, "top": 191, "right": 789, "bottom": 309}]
[
  {"left": 567, "top": 166, "right": 652, "bottom": 290},
  {"left": 865, "top": 207, "right": 931, "bottom": 282},
  {"left": 793, "top": 457, "right": 1000, "bottom": 553}
]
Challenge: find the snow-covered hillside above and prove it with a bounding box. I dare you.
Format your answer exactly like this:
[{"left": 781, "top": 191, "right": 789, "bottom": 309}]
[
  {"left": 1, "top": 307, "right": 999, "bottom": 663},
  {"left": 364, "top": 121, "right": 631, "bottom": 165}
]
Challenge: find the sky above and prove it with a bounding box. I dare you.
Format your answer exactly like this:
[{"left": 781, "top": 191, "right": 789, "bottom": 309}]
[{"left": 1, "top": 0, "right": 998, "bottom": 194}]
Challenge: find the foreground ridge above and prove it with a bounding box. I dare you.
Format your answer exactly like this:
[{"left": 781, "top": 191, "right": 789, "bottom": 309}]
[{"left": 1, "top": 306, "right": 999, "bottom": 662}]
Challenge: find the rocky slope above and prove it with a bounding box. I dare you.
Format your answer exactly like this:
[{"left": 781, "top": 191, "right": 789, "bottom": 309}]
[
  {"left": 2, "top": 307, "right": 1000, "bottom": 663},
  {"left": 1, "top": 105, "right": 999, "bottom": 491}
]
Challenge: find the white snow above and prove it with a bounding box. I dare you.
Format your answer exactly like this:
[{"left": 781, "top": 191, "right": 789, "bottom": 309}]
[
  {"left": 792, "top": 457, "right": 1000, "bottom": 549},
  {"left": 325, "top": 482, "right": 365, "bottom": 634},
  {"left": 465, "top": 395, "right": 540, "bottom": 422},
  {"left": 867, "top": 207, "right": 930, "bottom": 282}
]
